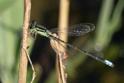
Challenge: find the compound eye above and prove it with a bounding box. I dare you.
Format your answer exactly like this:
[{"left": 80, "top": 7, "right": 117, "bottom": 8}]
[{"left": 30, "top": 20, "right": 37, "bottom": 29}]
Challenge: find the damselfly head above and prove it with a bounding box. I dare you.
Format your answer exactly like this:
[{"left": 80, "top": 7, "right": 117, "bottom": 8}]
[{"left": 30, "top": 20, "right": 37, "bottom": 29}]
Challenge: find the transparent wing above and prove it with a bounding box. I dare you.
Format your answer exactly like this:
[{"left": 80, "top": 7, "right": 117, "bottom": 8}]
[{"left": 50, "top": 23, "right": 95, "bottom": 36}]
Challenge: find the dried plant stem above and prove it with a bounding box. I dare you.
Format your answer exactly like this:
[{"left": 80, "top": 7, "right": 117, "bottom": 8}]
[
  {"left": 23, "top": 48, "right": 36, "bottom": 83},
  {"left": 50, "top": 35, "right": 67, "bottom": 83},
  {"left": 18, "top": 0, "right": 31, "bottom": 83},
  {"left": 56, "top": 53, "right": 67, "bottom": 83},
  {"left": 57, "top": 0, "right": 70, "bottom": 83},
  {"left": 58, "top": 0, "right": 69, "bottom": 45}
]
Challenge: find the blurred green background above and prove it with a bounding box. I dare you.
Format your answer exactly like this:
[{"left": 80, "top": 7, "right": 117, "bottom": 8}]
[{"left": 0, "top": 0, "right": 124, "bottom": 83}]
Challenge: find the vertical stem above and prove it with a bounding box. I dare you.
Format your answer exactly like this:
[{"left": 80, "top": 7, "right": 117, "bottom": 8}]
[
  {"left": 58, "top": 0, "right": 69, "bottom": 45},
  {"left": 57, "top": 0, "right": 70, "bottom": 83},
  {"left": 18, "top": 0, "right": 31, "bottom": 83}
]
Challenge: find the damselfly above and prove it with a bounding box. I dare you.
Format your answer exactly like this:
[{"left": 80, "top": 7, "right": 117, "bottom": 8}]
[{"left": 29, "top": 21, "right": 114, "bottom": 67}]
